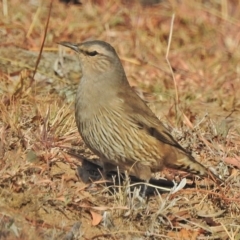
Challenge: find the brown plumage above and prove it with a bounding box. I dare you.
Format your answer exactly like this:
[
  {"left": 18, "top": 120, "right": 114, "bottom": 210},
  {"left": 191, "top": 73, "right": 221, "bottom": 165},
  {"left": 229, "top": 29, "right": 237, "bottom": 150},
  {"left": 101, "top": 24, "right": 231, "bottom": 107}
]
[{"left": 59, "top": 40, "right": 221, "bottom": 183}]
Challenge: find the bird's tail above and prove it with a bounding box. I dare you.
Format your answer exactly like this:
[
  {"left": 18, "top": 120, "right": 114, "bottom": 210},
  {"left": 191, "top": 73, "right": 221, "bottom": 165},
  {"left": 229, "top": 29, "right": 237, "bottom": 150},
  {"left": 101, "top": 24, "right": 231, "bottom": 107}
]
[{"left": 166, "top": 153, "right": 223, "bottom": 183}]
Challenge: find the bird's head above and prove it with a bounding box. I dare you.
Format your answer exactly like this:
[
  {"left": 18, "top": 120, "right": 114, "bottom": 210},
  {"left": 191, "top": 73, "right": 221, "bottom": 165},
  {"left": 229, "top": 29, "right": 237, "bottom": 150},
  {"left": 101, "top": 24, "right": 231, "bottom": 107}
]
[{"left": 59, "top": 40, "right": 128, "bottom": 88}]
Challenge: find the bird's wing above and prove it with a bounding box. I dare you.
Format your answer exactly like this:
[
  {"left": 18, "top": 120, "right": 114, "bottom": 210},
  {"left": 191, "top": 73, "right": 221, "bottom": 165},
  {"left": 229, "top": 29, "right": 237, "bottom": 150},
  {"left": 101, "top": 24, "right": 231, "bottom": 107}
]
[
  {"left": 117, "top": 86, "right": 188, "bottom": 153},
  {"left": 116, "top": 86, "right": 224, "bottom": 183}
]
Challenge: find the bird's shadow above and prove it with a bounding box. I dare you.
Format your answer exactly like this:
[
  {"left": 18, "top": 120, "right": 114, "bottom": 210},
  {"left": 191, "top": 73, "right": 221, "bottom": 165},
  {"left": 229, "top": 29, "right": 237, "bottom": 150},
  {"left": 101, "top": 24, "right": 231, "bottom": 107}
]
[{"left": 75, "top": 155, "right": 198, "bottom": 196}]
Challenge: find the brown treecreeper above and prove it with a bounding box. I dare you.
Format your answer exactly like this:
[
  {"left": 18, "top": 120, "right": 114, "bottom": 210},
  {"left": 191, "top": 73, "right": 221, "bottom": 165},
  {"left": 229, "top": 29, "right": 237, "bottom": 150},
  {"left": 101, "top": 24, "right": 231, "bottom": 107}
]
[{"left": 59, "top": 40, "right": 222, "bottom": 188}]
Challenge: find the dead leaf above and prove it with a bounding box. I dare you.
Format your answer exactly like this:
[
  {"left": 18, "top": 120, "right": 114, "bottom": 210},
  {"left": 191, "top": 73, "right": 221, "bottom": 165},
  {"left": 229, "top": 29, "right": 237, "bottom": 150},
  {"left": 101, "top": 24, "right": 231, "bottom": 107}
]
[
  {"left": 90, "top": 210, "right": 102, "bottom": 226},
  {"left": 224, "top": 157, "right": 240, "bottom": 168}
]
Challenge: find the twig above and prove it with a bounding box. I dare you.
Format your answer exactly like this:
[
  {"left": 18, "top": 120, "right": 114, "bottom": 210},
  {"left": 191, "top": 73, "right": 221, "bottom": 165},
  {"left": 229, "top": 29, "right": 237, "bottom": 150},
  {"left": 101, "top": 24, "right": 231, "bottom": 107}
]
[
  {"left": 31, "top": 0, "right": 54, "bottom": 82},
  {"left": 166, "top": 14, "right": 178, "bottom": 104}
]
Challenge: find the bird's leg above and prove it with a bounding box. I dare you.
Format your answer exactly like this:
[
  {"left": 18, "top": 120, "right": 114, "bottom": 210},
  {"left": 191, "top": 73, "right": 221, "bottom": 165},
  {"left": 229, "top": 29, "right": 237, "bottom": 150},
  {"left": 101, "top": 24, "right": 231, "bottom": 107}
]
[
  {"left": 141, "top": 179, "right": 149, "bottom": 198},
  {"left": 132, "top": 162, "right": 152, "bottom": 198}
]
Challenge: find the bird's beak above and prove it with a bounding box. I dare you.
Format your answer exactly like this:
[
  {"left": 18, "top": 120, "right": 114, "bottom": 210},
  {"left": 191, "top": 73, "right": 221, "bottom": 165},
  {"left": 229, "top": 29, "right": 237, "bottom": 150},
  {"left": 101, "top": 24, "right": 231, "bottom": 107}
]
[{"left": 58, "top": 42, "right": 80, "bottom": 53}]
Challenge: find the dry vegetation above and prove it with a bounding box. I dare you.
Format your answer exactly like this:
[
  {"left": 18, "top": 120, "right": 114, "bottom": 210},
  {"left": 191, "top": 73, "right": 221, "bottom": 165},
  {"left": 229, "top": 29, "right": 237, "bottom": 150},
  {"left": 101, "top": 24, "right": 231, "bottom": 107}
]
[{"left": 0, "top": 0, "right": 240, "bottom": 239}]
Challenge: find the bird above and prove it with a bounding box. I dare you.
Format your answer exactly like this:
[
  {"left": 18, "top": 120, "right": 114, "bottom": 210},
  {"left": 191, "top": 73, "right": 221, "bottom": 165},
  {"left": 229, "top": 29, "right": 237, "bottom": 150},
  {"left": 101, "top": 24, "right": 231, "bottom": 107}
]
[{"left": 59, "top": 40, "right": 222, "bottom": 187}]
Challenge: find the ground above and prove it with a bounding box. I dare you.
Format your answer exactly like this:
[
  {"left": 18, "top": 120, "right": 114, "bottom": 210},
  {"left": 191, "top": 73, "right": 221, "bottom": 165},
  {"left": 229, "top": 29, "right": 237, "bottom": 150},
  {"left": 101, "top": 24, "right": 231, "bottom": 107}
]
[{"left": 0, "top": 0, "right": 240, "bottom": 239}]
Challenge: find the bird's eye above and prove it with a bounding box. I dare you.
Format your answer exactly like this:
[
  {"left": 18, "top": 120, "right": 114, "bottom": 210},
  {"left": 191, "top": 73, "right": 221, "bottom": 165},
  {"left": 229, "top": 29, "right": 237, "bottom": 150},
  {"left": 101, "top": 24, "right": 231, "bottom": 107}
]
[{"left": 86, "top": 51, "right": 98, "bottom": 56}]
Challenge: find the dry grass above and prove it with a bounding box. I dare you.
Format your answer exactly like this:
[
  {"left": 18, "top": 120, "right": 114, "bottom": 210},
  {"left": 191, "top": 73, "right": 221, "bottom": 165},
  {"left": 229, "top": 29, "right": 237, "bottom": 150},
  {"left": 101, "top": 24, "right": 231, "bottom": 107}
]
[{"left": 0, "top": 0, "right": 240, "bottom": 239}]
